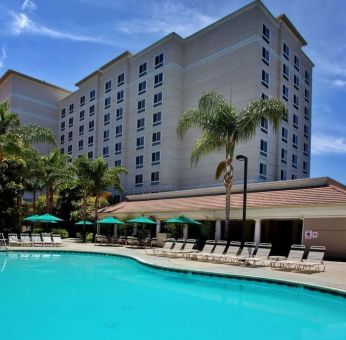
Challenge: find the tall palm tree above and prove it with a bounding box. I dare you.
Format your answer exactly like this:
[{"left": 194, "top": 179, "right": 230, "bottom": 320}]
[{"left": 177, "top": 91, "right": 287, "bottom": 239}]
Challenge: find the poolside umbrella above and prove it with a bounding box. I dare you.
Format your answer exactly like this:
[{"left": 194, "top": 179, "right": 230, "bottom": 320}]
[
  {"left": 75, "top": 220, "right": 94, "bottom": 225},
  {"left": 97, "top": 217, "right": 124, "bottom": 236},
  {"left": 23, "top": 214, "right": 40, "bottom": 221},
  {"left": 165, "top": 215, "right": 201, "bottom": 239},
  {"left": 128, "top": 217, "right": 156, "bottom": 239},
  {"left": 34, "top": 214, "right": 63, "bottom": 223}
]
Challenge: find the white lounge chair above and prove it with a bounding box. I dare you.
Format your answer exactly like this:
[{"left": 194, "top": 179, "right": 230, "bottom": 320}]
[
  {"left": 271, "top": 244, "right": 306, "bottom": 269},
  {"left": 295, "top": 246, "right": 326, "bottom": 272},
  {"left": 224, "top": 242, "right": 256, "bottom": 264},
  {"left": 52, "top": 234, "right": 63, "bottom": 246},
  {"left": 244, "top": 243, "right": 272, "bottom": 266},
  {"left": 160, "top": 239, "right": 185, "bottom": 257},
  {"left": 20, "top": 233, "right": 33, "bottom": 247},
  {"left": 203, "top": 240, "right": 228, "bottom": 262},
  {"left": 31, "top": 233, "right": 44, "bottom": 246},
  {"left": 214, "top": 241, "right": 241, "bottom": 263},
  {"left": 42, "top": 233, "right": 54, "bottom": 246},
  {"left": 8, "top": 233, "right": 21, "bottom": 246},
  {"left": 150, "top": 238, "right": 175, "bottom": 255},
  {"left": 187, "top": 240, "right": 215, "bottom": 260},
  {"left": 164, "top": 239, "right": 197, "bottom": 258}
]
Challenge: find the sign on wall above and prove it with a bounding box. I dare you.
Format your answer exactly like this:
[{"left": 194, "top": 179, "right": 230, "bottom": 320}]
[{"left": 304, "top": 230, "right": 313, "bottom": 239}]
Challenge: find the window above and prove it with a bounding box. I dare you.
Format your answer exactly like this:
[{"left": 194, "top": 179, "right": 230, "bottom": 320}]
[
  {"left": 151, "top": 171, "right": 160, "bottom": 184},
  {"left": 61, "top": 108, "right": 66, "bottom": 118},
  {"left": 67, "top": 145, "right": 72, "bottom": 155},
  {"left": 293, "top": 134, "right": 298, "bottom": 149},
  {"left": 116, "top": 107, "right": 123, "bottom": 120},
  {"left": 261, "top": 93, "right": 269, "bottom": 100},
  {"left": 137, "top": 99, "right": 145, "bottom": 113},
  {"left": 153, "top": 92, "right": 162, "bottom": 107},
  {"left": 136, "top": 155, "right": 144, "bottom": 169},
  {"left": 139, "top": 62, "right": 147, "bottom": 77},
  {"left": 303, "top": 160, "right": 308, "bottom": 174},
  {"left": 104, "top": 113, "right": 110, "bottom": 125},
  {"left": 135, "top": 174, "right": 143, "bottom": 187},
  {"left": 154, "top": 73, "right": 163, "bottom": 87},
  {"left": 69, "top": 104, "right": 74, "bottom": 114},
  {"left": 116, "top": 125, "right": 122, "bottom": 137},
  {"left": 60, "top": 148, "right": 64, "bottom": 154},
  {"left": 292, "top": 174, "right": 297, "bottom": 180},
  {"left": 294, "top": 75, "right": 300, "bottom": 90},
  {"left": 282, "top": 84, "right": 289, "bottom": 101},
  {"left": 117, "top": 73, "right": 125, "bottom": 86},
  {"left": 261, "top": 70, "right": 269, "bottom": 88},
  {"left": 114, "top": 159, "right": 121, "bottom": 167},
  {"left": 103, "top": 146, "right": 109, "bottom": 158},
  {"left": 305, "top": 89, "right": 310, "bottom": 102},
  {"left": 104, "top": 97, "right": 111, "bottom": 108},
  {"left": 151, "top": 151, "right": 160, "bottom": 166},
  {"left": 68, "top": 131, "right": 73, "bottom": 141},
  {"left": 292, "top": 154, "right": 298, "bottom": 168},
  {"left": 80, "top": 96, "right": 85, "bottom": 106},
  {"left": 88, "top": 136, "right": 93, "bottom": 146},
  {"left": 262, "top": 47, "right": 269, "bottom": 66},
  {"left": 89, "top": 105, "right": 95, "bottom": 116},
  {"left": 60, "top": 135, "right": 65, "bottom": 144},
  {"left": 283, "top": 64, "right": 289, "bottom": 80},
  {"left": 261, "top": 117, "right": 268, "bottom": 134},
  {"left": 294, "top": 55, "right": 300, "bottom": 71},
  {"left": 89, "top": 120, "right": 94, "bottom": 132},
  {"left": 259, "top": 163, "right": 267, "bottom": 180},
  {"left": 153, "top": 111, "right": 162, "bottom": 126},
  {"left": 68, "top": 117, "right": 73, "bottom": 128},
  {"left": 79, "top": 125, "right": 84, "bottom": 136},
  {"left": 87, "top": 151, "right": 93, "bottom": 159},
  {"left": 260, "top": 139, "right": 268, "bottom": 158},
  {"left": 152, "top": 131, "right": 161, "bottom": 146},
  {"left": 281, "top": 127, "right": 288, "bottom": 143},
  {"left": 115, "top": 142, "right": 122, "bottom": 155},
  {"left": 304, "top": 143, "right": 309, "bottom": 156},
  {"left": 293, "top": 94, "right": 299, "bottom": 109},
  {"left": 280, "top": 169, "right": 287, "bottom": 181},
  {"left": 304, "top": 107, "right": 309, "bottom": 120},
  {"left": 103, "top": 130, "right": 109, "bottom": 142},
  {"left": 304, "top": 124, "right": 309, "bottom": 138},
  {"left": 262, "top": 24, "right": 270, "bottom": 43},
  {"left": 138, "top": 81, "right": 146, "bottom": 95},
  {"left": 78, "top": 140, "right": 83, "bottom": 150},
  {"left": 305, "top": 70, "right": 310, "bottom": 85},
  {"left": 105, "top": 80, "right": 112, "bottom": 93},
  {"left": 136, "top": 136, "right": 144, "bottom": 150},
  {"left": 155, "top": 53, "right": 164, "bottom": 68},
  {"left": 90, "top": 90, "right": 96, "bottom": 101},
  {"left": 79, "top": 110, "right": 85, "bottom": 121},
  {"left": 137, "top": 118, "right": 145, "bottom": 132},
  {"left": 117, "top": 90, "right": 124, "bottom": 103},
  {"left": 61, "top": 121, "right": 65, "bottom": 131},
  {"left": 283, "top": 43, "right": 290, "bottom": 60},
  {"left": 293, "top": 114, "right": 299, "bottom": 129},
  {"left": 281, "top": 148, "right": 287, "bottom": 164}
]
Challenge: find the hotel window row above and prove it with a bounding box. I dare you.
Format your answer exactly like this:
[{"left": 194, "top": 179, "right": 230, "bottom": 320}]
[
  {"left": 138, "top": 53, "right": 164, "bottom": 78},
  {"left": 135, "top": 171, "right": 160, "bottom": 187}
]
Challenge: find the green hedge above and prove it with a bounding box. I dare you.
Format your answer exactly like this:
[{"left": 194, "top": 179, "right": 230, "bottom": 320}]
[{"left": 50, "top": 228, "right": 69, "bottom": 239}]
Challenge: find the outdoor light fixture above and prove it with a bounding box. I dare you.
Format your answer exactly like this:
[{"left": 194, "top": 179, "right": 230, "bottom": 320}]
[{"left": 236, "top": 155, "right": 248, "bottom": 234}]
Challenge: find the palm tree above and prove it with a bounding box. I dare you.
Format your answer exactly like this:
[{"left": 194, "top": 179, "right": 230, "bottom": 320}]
[{"left": 177, "top": 91, "right": 287, "bottom": 239}]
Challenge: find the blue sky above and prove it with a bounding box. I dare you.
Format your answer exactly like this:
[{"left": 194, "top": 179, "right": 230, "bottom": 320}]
[{"left": 0, "top": 0, "right": 345, "bottom": 184}]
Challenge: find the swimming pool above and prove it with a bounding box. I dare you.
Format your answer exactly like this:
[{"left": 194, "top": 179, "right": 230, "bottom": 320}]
[{"left": 0, "top": 252, "right": 345, "bottom": 340}]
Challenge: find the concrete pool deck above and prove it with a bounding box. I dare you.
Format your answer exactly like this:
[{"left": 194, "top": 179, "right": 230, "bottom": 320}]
[{"left": 3, "top": 239, "right": 346, "bottom": 295}]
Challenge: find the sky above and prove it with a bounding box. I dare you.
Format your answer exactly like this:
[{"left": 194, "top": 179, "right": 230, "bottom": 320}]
[{"left": 0, "top": 0, "right": 345, "bottom": 184}]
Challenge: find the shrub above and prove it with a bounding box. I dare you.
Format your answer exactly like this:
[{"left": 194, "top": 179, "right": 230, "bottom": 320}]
[
  {"left": 85, "top": 232, "right": 94, "bottom": 242},
  {"left": 32, "top": 227, "right": 44, "bottom": 234},
  {"left": 50, "top": 228, "right": 69, "bottom": 239}
]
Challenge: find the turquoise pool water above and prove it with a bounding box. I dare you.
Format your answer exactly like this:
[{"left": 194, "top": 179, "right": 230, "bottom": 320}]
[{"left": 0, "top": 252, "right": 345, "bottom": 340}]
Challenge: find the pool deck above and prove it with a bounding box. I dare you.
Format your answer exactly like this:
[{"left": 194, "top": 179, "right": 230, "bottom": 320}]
[{"left": 3, "top": 240, "right": 346, "bottom": 295}]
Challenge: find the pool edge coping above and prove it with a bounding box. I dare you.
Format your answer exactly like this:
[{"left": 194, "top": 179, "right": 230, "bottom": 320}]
[{"left": 1, "top": 248, "right": 346, "bottom": 298}]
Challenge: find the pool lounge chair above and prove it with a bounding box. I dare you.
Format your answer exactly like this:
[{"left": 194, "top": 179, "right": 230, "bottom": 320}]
[
  {"left": 95, "top": 234, "right": 108, "bottom": 245},
  {"left": 214, "top": 241, "right": 241, "bottom": 263},
  {"left": 52, "top": 234, "right": 63, "bottom": 246},
  {"left": 295, "top": 246, "right": 326, "bottom": 272},
  {"left": 42, "top": 233, "right": 54, "bottom": 246},
  {"left": 164, "top": 239, "right": 197, "bottom": 258},
  {"left": 160, "top": 239, "right": 185, "bottom": 256},
  {"left": 31, "top": 233, "right": 44, "bottom": 246},
  {"left": 126, "top": 236, "right": 139, "bottom": 248},
  {"left": 271, "top": 244, "right": 306, "bottom": 269},
  {"left": 20, "top": 233, "right": 33, "bottom": 247},
  {"left": 186, "top": 240, "right": 215, "bottom": 260},
  {"left": 203, "top": 240, "right": 227, "bottom": 262},
  {"left": 150, "top": 239, "right": 176, "bottom": 255},
  {"left": 224, "top": 242, "right": 256, "bottom": 264},
  {"left": 8, "top": 233, "right": 21, "bottom": 246},
  {"left": 244, "top": 243, "right": 272, "bottom": 266}
]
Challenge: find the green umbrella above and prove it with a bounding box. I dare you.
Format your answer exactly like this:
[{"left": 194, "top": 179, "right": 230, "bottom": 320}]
[
  {"left": 165, "top": 215, "right": 201, "bottom": 225},
  {"left": 128, "top": 217, "right": 156, "bottom": 224},
  {"left": 97, "top": 217, "right": 124, "bottom": 224},
  {"left": 34, "top": 213, "right": 63, "bottom": 223},
  {"left": 23, "top": 214, "right": 40, "bottom": 221},
  {"left": 75, "top": 220, "right": 94, "bottom": 225}
]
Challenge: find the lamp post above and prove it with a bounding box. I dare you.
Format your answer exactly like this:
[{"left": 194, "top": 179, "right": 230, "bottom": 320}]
[{"left": 236, "top": 155, "right": 248, "bottom": 235}]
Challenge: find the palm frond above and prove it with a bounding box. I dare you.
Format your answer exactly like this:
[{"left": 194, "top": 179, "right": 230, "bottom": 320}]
[
  {"left": 215, "top": 160, "right": 227, "bottom": 180},
  {"left": 16, "top": 125, "right": 56, "bottom": 145},
  {"left": 176, "top": 108, "right": 202, "bottom": 139}
]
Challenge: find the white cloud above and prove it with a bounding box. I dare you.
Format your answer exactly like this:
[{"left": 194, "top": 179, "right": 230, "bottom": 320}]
[
  {"left": 21, "top": 0, "right": 37, "bottom": 11},
  {"left": 10, "top": 12, "right": 114, "bottom": 45},
  {"left": 312, "top": 134, "right": 346, "bottom": 155},
  {"left": 332, "top": 79, "right": 346, "bottom": 88},
  {"left": 0, "top": 46, "right": 7, "bottom": 69}
]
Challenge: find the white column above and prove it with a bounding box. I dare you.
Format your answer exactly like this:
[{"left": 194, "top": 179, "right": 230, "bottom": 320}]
[
  {"left": 113, "top": 225, "right": 118, "bottom": 237},
  {"left": 96, "top": 223, "right": 100, "bottom": 235},
  {"left": 215, "top": 220, "right": 221, "bottom": 241},
  {"left": 133, "top": 223, "right": 137, "bottom": 236},
  {"left": 156, "top": 220, "right": 161, "bottom": 236},
  {"left": 254, "top": 219, "right": 261, "bottom": 245},
  {"left": 183, "top": 224, "right": 188, "bottom": 240}
]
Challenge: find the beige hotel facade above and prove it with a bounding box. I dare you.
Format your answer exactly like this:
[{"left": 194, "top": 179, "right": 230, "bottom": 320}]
[{"left": 0, "top": 1, "right": 313, "bottom": 196}]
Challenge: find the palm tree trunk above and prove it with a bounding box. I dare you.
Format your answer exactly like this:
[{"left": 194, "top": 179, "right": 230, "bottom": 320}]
[{"left": 224, "top": 160, "right": 233, "bottom": 240}]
